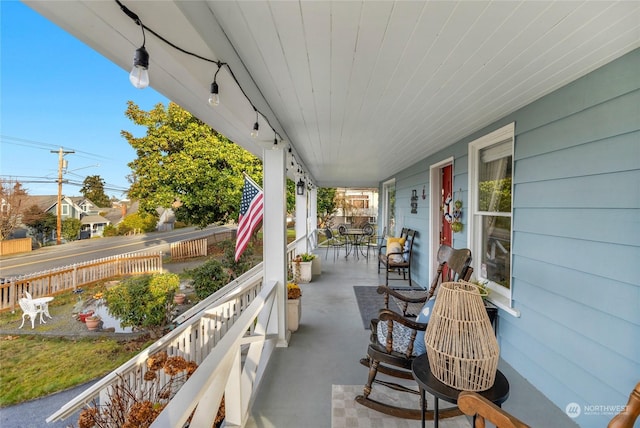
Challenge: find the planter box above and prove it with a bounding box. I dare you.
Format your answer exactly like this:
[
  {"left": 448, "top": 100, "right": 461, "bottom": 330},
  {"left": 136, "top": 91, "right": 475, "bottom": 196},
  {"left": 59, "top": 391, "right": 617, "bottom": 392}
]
[
  {"left": 287, "top": 298, "right": 301, "bottom": 332},
  {"left": 294, "top": 261, "right": 313, "bottom": 283},
  {"left": 312, "top": 257, "right": 322, "bottom": 276}
]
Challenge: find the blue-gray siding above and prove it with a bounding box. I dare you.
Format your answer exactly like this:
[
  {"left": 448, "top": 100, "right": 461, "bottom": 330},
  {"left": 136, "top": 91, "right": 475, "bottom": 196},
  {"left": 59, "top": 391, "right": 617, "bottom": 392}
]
[{"left": 382, "top": 48, "right": 639, "bottom": 427}]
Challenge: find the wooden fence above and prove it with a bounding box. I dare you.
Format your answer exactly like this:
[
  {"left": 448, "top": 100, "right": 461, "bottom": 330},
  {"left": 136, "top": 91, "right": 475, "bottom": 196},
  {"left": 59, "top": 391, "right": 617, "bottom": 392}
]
[
  {"left": 0, "top": 252, "right": 163, "bottom": 313},
  {"left": 0, "top": 238, "right": 32, "bottom": 256},
  {"left": 170, "top": 229, "right": 236, "bottom": 260}
]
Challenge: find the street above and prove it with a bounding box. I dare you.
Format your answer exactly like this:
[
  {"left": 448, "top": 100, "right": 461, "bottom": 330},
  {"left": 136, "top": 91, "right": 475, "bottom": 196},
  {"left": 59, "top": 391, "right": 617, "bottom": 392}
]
[{"left": 0, "top": 224, "right": 235, "bottom": 278}]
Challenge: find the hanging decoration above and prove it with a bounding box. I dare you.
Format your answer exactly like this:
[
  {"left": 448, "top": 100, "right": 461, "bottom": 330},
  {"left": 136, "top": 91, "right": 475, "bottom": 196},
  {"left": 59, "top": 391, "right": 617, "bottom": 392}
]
[{"left": 444, "top": 189, "right": 464, "bottom": 233}]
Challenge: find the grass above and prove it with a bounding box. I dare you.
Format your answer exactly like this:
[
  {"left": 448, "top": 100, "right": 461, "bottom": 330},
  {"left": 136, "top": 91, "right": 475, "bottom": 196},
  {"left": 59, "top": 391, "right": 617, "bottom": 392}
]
[
  {"left": 0, "top": 335, "right": 150, "bottom": 407},
  {"left": 0, "top": 235, "right": 289, "bottom": 408}
]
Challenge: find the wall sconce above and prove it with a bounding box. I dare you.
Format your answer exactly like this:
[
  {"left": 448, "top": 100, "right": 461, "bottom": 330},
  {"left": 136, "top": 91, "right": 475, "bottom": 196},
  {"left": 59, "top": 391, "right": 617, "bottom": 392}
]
[
  {"left": 296, "top": 179, "right": 305, "bottom": 196},
  {"left": 411, "top": 189, "right": 418, "bottom": 213}
]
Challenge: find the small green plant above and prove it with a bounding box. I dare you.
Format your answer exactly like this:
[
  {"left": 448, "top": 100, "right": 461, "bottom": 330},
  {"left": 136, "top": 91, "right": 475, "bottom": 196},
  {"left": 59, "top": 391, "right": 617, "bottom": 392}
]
[
  {"left": 296, "top": 253, "right": 315, "bottom": 262},
  {"left": 189, "top": 259, "right": 230, "bottom": 300},
  {"left": 104, "top": 273, "right": 180, "bottom": 337},
  {"left": 468, "top": 278, "right": 490, "bottom": 299}
]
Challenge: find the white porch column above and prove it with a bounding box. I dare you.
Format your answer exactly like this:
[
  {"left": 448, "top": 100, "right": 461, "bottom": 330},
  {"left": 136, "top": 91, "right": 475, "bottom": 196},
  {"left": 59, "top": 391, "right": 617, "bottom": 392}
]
[
  {"left": 263, "top": 147, "right": 288, "bottom": 346},
  {"left": 295, "top": 187, "right": 308, "bottom": 254},
  {"left": 308, "top": 186, "right": 318, "bottom": 250}
]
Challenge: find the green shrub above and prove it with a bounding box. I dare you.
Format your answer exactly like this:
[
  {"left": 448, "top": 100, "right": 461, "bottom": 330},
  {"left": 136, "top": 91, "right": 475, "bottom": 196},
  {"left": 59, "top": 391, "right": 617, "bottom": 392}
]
[
  {"left": 218, "top": 239, "right": 253, "bottom": 278},
  {"left": 104, "top": 273, "right": 180, "bottom": 336},
  {"left": 189, "top": 259, "right": 229, "bottom": 300},
  {"left": 103, "top": 224, "right": 118, "bottom": 237}
]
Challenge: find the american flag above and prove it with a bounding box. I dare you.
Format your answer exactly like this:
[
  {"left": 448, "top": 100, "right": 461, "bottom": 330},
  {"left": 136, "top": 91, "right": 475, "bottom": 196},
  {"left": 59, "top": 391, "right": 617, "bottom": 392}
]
[{"left": 234, "top": 174, "right": 264, "bottom": 261}]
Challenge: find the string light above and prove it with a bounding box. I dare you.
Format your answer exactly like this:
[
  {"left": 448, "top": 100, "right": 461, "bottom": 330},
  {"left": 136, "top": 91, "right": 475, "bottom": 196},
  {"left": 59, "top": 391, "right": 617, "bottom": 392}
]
[
  {"left": 208, "top": 61, "right": 223, "bottom": 107},
  {"left": 115, "top": 0, "right": 313, "bottom": 184},
  {"left": 251, "top": 109, "right": 259, "bottom": 138}
]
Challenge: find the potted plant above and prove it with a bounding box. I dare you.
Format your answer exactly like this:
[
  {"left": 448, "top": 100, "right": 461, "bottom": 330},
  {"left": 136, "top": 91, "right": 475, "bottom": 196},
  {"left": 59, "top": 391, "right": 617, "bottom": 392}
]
[
  {"left": 287, "top": 283, "right": 302, "bottom": 332},
  {"left": 85, "top": 315, "right": 101, "bottom": 331},
  {"left": 293, "top": 253, "right": 314, "bottom": 283},
  {"left": 174, "top": 293, "right": 186, "bottom": 305}
]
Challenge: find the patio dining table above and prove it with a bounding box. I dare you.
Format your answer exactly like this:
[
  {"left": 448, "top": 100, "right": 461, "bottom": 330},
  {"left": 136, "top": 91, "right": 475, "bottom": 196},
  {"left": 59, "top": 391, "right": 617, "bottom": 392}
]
[{"left": 343, "top": 229, "right": 370, "bottom": 260}]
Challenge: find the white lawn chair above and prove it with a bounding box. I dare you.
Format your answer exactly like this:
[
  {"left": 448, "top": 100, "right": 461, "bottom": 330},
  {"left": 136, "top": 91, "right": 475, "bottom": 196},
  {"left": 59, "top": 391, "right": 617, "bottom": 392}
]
[{"left": 18, "top": 298, "right": 46, "bottom": 329}]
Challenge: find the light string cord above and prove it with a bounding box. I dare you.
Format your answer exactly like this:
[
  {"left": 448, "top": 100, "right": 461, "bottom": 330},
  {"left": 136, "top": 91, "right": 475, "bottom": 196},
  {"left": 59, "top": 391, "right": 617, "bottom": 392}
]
[{"left": 115, "top": 0, "right": 285, "bottom": 145}]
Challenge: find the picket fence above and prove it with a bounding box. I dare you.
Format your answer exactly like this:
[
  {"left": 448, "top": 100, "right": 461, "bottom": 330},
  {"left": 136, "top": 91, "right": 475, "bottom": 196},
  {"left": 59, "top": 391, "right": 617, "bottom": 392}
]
[
  {"left": 0, "top": 252, "right": 163, "bottom": 312},
  {"left": 170, "top": 229, "right": 235, "bottom": 259}
]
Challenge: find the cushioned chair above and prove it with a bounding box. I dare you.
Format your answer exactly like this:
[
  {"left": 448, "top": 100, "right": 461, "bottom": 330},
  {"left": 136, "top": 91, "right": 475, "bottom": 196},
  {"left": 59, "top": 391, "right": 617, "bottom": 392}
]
[
  {"left": 379, "top": 244, "right": 473, "bottom": 317},
  {"left": 356, "top": 247, "right": 476, "bottom": 420},
  {"left": 356, "top": 303, "right": 463, "bottom": 420},
  {"left": 378, "top": 229, "right": 417, "bottom": 286}
]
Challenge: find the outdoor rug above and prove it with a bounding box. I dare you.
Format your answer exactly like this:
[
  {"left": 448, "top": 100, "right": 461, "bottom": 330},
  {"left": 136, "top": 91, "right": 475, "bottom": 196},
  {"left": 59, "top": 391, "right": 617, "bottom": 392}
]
[
  {"left": 353, "top": 286, "right": 386, "bottom": 329},
  {"left": 332, "top": 385, "right": 467, "bottom": 428}
]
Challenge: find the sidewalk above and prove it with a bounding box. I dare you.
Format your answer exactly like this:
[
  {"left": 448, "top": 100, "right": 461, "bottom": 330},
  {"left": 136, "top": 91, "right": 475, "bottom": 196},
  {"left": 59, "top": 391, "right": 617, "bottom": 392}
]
[{"left": 0, "top": 379, "right": 99, "bottom": 428}]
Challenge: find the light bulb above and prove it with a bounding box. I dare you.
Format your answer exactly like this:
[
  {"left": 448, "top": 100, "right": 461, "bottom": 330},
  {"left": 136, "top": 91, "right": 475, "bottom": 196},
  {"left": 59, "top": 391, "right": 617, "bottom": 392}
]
[
  {"left": 208, "top": 82, "right": 219, "bottom": 106},
  {"left": 129, "top": 46, "right": 149, "bottom": 89},
  {"left": 251, "top": 122, "right": 259, "bottom": 138}
]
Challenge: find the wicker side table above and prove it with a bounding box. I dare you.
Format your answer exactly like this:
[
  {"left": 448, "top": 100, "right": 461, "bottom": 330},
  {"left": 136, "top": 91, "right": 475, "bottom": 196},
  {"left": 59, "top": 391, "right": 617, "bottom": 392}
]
[{"left": 411, "top": 353, "right": 510, "bottom": 428}]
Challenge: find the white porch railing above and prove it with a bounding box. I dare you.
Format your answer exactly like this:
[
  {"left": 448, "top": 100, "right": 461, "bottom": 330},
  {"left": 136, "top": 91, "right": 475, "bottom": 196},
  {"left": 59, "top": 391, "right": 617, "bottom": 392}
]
[{"left": 47, "top": 240, "right": 304, "bottom": 427}]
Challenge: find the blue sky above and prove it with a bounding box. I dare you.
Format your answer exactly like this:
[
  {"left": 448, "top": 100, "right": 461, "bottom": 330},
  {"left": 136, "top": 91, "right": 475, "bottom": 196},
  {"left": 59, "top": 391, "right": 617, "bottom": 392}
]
[{"left": 1, "top": 1, "right": 168, "bottom": 198}]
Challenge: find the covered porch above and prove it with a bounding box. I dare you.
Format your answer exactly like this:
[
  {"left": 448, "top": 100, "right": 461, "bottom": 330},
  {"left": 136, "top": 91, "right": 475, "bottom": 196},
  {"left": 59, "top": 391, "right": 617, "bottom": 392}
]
[
  {"left": 24, "top": 2, "right": 639, "bottom": 427},
  {"left": 245, "top": 250, "right": 577, "bottom": 428}
]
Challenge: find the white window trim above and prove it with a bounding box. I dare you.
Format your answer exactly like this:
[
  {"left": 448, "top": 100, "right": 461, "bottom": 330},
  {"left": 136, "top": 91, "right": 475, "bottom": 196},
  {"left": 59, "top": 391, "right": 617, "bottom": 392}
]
[{"left": 467, "top": 123, "right": 520, "bottom": 317}]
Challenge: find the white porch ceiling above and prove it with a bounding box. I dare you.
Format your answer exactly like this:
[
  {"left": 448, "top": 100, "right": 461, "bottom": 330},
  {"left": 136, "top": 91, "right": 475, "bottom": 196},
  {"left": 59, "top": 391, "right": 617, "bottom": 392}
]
[{"left": 25, "top": 1, "right": 640, "bottom": 188}]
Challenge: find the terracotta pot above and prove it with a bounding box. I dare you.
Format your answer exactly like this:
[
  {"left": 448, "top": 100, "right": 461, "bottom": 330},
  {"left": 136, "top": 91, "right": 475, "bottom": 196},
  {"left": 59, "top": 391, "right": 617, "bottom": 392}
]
[
  {"left": 85, "top": 316, "right": 101, "bottom": 331},
  {"left": 174, "top": 293, "right": 186, "bottom": 304}
]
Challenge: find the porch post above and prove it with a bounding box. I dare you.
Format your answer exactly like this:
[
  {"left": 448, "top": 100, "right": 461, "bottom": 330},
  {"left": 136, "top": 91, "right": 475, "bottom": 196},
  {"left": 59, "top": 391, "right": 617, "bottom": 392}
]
[
  {"left": 263, "top": 147, "right": 289, "bottom": 346},
  {"left": 295, "top": 187, "right": 308, "bottom": 254}
]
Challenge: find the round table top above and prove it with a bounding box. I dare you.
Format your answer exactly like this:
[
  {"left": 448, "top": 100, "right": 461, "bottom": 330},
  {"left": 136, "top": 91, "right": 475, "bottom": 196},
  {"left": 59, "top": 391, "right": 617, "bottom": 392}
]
[
  {"left": 411, "top": 353, "right": 509, "bottom": 406},
  {"left": 32, "top": 296, "right": 54, "bottom": 303}
]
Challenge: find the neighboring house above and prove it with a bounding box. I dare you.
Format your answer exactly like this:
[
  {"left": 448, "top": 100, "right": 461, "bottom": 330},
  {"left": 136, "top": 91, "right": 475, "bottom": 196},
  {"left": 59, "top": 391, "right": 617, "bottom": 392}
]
[
  {"left": 379, "top": 50, "right": 638, "bottom": 427},
  {"left": 156, "top": 207, "right": 176, "bottom": 232},
  {"left": 18, "top": 195, "right": 111, "bottom": 240},
  {"left": 79, "top": 214, "right": 111, "bottom": 238},
  {"left": 333, "top": 188, "right": 378, "bottom": 227}
]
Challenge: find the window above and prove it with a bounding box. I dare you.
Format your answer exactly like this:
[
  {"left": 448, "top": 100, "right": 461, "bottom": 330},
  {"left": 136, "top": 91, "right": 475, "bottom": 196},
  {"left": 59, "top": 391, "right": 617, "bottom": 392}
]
[
  {"left": 61, "top": 204, "right": 69, "bottom": 216},
  {"left": 468, "top": 123, "right": 517, "bottom": 315}
]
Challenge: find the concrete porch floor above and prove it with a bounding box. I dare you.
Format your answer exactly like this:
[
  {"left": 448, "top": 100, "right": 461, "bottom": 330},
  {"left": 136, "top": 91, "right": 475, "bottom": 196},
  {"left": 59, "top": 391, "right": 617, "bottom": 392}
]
[{"left": 246, "top": 247, "right": 578, "bottom": 428}]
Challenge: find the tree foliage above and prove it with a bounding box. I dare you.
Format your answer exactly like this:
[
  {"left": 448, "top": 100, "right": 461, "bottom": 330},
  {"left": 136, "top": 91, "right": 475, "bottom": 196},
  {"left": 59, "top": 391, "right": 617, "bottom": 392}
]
[
  {"left": 0, "top": 180, "right": 28, "bottom": 240},
  {"left": 316, "top": 187, "right": 337, "bottom": 227},
  {"left": 80, "top": 175, "right": 111, "bottom": 208},
  {"left": 62, "top": 218, "right": 82, "bottom": 242},
  {"left": 118, "top": 212, "right": 158, "bottom": 235},
  {"left": 122, "top": 101, "right": 263, "bottom": 228},
  {"left": 22, "top": 205, "right": 56, "bottom": 246}
]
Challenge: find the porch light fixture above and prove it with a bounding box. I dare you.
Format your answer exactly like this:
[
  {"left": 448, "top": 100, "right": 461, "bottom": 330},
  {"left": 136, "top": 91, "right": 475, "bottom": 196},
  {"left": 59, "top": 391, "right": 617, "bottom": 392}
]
[{"left": 296, "top": 179, "right": 305, "bottom": 196}]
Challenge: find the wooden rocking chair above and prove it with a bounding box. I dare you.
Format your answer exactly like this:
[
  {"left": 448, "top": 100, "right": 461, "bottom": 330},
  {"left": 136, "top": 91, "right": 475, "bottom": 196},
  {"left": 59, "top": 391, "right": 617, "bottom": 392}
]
[
  {"left": 355, "top": 246, "right": 475, "bottom": 420},
  {"left": 379, "top": 244, "right": 474, "bottom": 317}
]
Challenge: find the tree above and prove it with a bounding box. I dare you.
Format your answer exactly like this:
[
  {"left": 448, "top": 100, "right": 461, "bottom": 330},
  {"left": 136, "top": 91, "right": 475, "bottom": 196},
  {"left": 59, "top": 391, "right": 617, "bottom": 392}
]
[
  {"left": 0, "top": 179, "right": 28, "bottom": 240},
  {"left": 317, "top": 187, "right": 337, "bottom": 227},
  {"left": 122, "top": 101, "right": 263, "bottom": 228},
  {"left": 118, "top": 212, "right": 158, "bottom": 235},
  {"left": 62, "top": 217, "right": 82, "bottom": 242},
  {"left": 22, "top": 205, "right": 56, "bottom": 246},
  {"left": 80, "top": 175, "right": 111, "bottom": 208}
]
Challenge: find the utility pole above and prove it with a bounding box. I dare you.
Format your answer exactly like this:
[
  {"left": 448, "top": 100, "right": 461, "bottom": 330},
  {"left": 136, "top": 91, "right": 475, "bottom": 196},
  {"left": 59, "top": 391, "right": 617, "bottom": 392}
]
[{"left": 51, "top": 147, "right": 74, "bottom": 245}]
